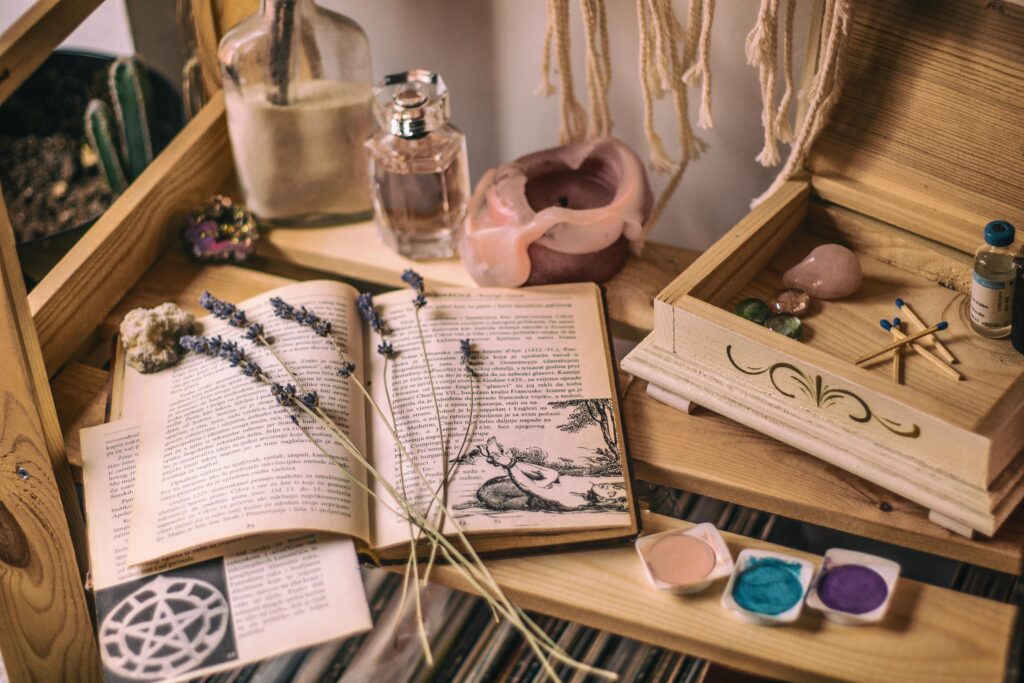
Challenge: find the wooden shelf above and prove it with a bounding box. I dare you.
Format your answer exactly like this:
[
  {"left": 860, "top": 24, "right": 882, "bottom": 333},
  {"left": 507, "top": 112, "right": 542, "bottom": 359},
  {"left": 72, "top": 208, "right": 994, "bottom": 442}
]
[
  {"left": 421, "top": 512, "right": 1016, "bottom": 683},
  {"left": 50, "top": 257, "right": 1021, "bottom": 682},
  {"left": 624, "top": 379, "right": 1024, "bottom": 575},
  {"left": 258, "top": 222, "right": 697, "bottom": 341}
]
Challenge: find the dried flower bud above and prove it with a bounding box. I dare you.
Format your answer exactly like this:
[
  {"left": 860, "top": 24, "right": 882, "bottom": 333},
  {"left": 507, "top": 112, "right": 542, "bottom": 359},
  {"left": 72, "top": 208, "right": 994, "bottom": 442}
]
[{"left": 338, "top": 361, "right": 356, "bottom": 378}]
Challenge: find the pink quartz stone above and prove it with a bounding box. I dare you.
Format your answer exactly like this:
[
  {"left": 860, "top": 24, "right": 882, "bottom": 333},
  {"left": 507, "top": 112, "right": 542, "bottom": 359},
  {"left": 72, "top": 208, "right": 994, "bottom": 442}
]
[
  {"left": 460, "top": 137, "right": 653, "bottom": 287},
  {"left": 782, "top": 244, "right": 863, "bottom": 300}
]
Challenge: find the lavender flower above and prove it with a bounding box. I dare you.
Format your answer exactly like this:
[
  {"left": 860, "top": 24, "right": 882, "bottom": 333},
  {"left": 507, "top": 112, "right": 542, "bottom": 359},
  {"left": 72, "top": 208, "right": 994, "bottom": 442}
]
[
  {"left": 413, "top": 293, "right": 427, "bottom": 309},
  {"left": 300, "top": 391, "right": 319, "bottom": 409},
  {"left": 200, "top": 291, "right": 248, "bottom": 328},
  {"left": 245, "top": 323, "right": 267, "bottom": 344},
  {"left": 357, "top": 292, "right": 386, "bottom": 333},
  {"left": 338, "top": 361, "right": 356, "bottom": 378},
  {"left": 401, "top": 269, "right": 424, "bottom": 294},
  {"left": 271, "top": 382, "right": 297, "bottom": 406},
  {"left": 377, "top": 340, "right": 395, "bottom": 357},
  {"left": 459, "top": 338, "right": 477, "bottom": 375},
  {"left": 181, "top": 334, "right": 264, "bottom": 378},
  {"left": 271, "top": 297, "right": 332, "bottom": 337}
]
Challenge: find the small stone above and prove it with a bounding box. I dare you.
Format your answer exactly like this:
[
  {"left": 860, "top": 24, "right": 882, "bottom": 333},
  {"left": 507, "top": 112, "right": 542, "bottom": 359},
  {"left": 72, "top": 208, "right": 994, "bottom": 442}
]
[
  {"left": 120, "top": 303, "right": 195, "bottom": 373},
  {"left": 734, "top": 298, "right": 771, "bottom": 324},
  {"left": 782, "top": 244, "right": 863, "bottom": 299},
  {"left": 771, "top": 288, "right": 810, "bottom": 317},
  {"left": 765, "top": 314, "right": 803, "bottom": 339}
]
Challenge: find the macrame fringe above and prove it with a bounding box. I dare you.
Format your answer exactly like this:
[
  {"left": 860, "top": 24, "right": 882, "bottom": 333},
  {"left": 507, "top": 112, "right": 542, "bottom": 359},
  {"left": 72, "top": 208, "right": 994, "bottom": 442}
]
[
  {"left": 746, "top": 0, "right": 782, "bottom": 167},
  {"left": 681, "top": 0, "right": 714, "bottom": 130},
  {"left": 752, "top": 0, "right": 853, "bottom": 207},
  {"left": 774, "top": 0, "right": 797, "bottom": 143}
]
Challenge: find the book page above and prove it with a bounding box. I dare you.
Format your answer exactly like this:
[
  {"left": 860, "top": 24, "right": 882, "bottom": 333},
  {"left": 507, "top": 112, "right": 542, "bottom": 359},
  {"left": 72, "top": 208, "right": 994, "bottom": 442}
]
[
  {"left": 365, "top": 284, "right": 630, "bottom": 549},
  {"left": 125, "top": 280, "right": 370, "bottom": 565},
  {"left": 82, "top": 420, "right": 371, "bottom": 683}
]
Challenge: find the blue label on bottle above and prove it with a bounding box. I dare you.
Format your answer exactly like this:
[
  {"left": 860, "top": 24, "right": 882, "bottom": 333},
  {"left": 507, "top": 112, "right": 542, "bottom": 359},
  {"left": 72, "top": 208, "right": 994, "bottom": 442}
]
[{"left": 973, "top": 271, "right": 1007, "bottom": 289}]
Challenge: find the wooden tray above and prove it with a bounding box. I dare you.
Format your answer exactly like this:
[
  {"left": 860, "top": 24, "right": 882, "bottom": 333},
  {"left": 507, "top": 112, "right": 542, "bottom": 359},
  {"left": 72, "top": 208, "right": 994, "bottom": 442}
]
[{"left": 623, "top": 0, "right": 1024, "bottom": 537}]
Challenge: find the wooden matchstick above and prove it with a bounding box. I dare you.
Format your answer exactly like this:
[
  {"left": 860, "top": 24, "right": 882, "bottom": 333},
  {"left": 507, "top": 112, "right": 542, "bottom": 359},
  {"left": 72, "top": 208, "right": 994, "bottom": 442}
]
[
  {"left": 895, "top": 298, "right": 957, "bottom": 364},
  {"left": 856, "top": 321, "right": 948, "bottom": 365},
  {"left": 879, "top": 319, "right": 963, "bottom": 381},
  {"left": 890, "top": 320, "right": 902, "bottom": 384}
]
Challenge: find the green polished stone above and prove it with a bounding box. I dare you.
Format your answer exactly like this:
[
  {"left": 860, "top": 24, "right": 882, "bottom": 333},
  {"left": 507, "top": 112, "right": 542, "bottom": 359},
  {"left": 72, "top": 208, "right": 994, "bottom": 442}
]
[
  {"left": 766, "top": 314, "right": 803, "bottom": 339},
  {"left": 734, "top": 298, "right": 771, "bottom": 325}
]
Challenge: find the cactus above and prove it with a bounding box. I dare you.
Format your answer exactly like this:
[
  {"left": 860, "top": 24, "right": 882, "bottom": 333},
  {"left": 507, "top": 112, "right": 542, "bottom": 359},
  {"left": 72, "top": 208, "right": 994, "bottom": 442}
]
[
  {"left": 84, "top": 56, "right": 154, "bottom": 195},
  {"left": 85, "top": 100, "right": 128, "bottom": 195}
]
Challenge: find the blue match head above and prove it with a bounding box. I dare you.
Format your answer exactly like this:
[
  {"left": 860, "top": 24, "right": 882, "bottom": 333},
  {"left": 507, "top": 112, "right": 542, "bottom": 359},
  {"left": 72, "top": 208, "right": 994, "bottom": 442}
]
[
  {"left": 937, "top": 321, "right": 948, "bottom": 331},
  {"left": 893, "top": 317, "right": 901, "bottom": 327},
  {"left": 895, "top": 298, "right": 905, "bottom": 308},
  {"left": 880, "top": 319, "right": 893, "bottom": 331}
]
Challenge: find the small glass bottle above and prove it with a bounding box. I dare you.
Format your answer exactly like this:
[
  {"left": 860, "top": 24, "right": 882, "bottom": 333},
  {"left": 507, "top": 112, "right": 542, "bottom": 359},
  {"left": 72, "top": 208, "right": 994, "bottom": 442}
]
[
  {"left": 969, "top": 220, "right": 1017, "bottom": 338},
  {"left": 218, "top": 0, "right": 374, "bottom": 226},
  {"left": 365, "top": 70, "right": 470, "bottom": 260}
]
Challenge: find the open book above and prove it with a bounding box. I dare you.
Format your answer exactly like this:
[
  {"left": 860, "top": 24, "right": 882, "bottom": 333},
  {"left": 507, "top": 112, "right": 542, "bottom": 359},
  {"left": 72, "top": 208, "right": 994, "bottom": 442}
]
[{"left": 115, "top": 280, "right": 637, "bottom": 565}]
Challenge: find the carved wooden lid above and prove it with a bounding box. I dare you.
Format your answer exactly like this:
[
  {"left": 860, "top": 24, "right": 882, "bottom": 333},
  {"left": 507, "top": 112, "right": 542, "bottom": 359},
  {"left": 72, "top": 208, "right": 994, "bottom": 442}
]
[{"left": 806, "top": 0, "right": 1024, "bottom": 254}]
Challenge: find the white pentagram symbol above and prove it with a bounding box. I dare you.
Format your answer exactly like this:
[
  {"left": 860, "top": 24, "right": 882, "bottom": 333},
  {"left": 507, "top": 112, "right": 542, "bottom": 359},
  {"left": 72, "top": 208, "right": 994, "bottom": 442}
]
[{"left": 99, "top": 575, "right": 231, "bottom": 680}]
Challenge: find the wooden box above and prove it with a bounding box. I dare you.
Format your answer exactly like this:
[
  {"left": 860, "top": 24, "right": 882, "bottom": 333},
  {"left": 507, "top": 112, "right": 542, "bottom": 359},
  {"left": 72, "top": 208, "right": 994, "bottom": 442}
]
[{"left": 623, "top": 0, "right": 1024, "bottom": 537}]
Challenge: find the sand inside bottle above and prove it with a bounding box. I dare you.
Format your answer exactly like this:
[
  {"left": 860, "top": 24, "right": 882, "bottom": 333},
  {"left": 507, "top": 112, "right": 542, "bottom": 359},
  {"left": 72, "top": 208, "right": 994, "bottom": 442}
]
[{"left": 226, "top": 79, "right": 374, "bottom": 224}]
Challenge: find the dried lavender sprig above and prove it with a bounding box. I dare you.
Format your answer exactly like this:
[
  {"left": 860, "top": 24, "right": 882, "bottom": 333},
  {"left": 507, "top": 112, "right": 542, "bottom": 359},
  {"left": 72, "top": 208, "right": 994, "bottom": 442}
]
[
  {"left": 183, "top": 325, "right": 599, "bottom": 681},
  {"left": 356, "top": 292, "right": 386, "bottom": 333},
  {"left": 459, "top": 338, "right": 477, "bottom": 376},
  {"left": 270, "top": 296, "right": 332, "bottom": 336},
  {"left": 377, "top": 340, "right": 395, "bottom": 358},
  {"left": 401, "top": 269, "right": 424, "bottom": 294},
  {"left": 200, "top": 291, "right": 248, "bottom": 328},
  {"left": 180, "top": 334, "right": 264, "bottom": 378}
]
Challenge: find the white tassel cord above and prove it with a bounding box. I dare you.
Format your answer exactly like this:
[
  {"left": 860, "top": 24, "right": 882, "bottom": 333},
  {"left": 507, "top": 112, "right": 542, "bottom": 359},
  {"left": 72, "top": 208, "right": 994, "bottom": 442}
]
[
  {"left": 746, "top": 0, "right": 782, "bottom": 166},
  {"left": 752, "top": 0, "right": 853, "bottom": 206}
]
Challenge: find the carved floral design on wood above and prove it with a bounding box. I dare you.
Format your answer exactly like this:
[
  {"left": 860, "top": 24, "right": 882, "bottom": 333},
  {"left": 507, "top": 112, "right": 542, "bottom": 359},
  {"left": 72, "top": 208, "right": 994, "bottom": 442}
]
[{"left": 725, "top": 345, "right": 920, "bottom": 438}]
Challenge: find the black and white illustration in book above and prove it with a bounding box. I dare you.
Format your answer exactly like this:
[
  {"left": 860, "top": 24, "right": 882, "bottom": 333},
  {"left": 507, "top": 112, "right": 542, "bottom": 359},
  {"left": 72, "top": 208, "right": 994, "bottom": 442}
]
[
  {"left": 95, "top": 557, "right": 239, "bottom": 682},
  {"left": 454, "top": 398, "right": 628, "bottom": 516}
]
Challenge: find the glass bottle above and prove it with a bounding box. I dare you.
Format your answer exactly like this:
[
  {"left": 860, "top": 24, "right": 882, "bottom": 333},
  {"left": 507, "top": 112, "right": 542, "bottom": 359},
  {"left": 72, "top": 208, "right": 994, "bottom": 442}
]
[
  {"left": 218, "top": 0, "right": 374, "bottom": 226},
  {"left": 365, "top": 70, "right": 470, "bottom": 260},
  {"left": 969, "top": 220, "right": 1017, "bottom": 338}
]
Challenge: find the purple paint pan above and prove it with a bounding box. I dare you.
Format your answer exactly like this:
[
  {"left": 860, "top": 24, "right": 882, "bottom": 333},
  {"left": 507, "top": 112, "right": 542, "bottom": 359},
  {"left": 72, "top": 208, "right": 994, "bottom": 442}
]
[{"left": 806, "top": 548, "right": 901, "bottom": 625}]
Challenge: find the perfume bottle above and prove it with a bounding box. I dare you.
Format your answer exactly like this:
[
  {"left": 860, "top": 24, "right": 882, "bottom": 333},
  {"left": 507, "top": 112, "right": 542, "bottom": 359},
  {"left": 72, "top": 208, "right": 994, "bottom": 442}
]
[
  {"left": 365, "top": 70, "right": 470, "bottom": 260},
  {"left": 218, "top": 0, "right": 374, "bottom": 226}
]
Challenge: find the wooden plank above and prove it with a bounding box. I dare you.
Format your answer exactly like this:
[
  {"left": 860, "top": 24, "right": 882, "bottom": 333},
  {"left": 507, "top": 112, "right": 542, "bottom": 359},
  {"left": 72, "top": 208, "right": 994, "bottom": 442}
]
[
  {"left": 806, "top": 0, "right": 1024, "bottom": 251},
  {"left": 624, "top": 379, "right": 1024, "bottom": 574},
  {"left": 51, "top": 363, "right": 108, "bottom": 475},
  {"left": 423, "top": 512, "right": 1017, "bottom": 683},
  {"left": 29, "top": 93, "right": 235, "bottom": 377},
  {"left": 0, "top": 195, "right": 99, "bottom": 680},
  {"left": 0, "top": 0, "right": 104, "bottom": 104},
  {"left": 258, "top": 222, "right": 697, "bottom": 341},
  {"left": 655, "top": 180, "right": 809, "bottom": 308}
]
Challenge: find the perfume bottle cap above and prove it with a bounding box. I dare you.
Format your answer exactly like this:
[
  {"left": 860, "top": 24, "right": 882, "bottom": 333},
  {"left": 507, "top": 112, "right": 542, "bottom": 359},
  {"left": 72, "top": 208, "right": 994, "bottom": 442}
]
[
  {"left": 374, "top": 69, "right": 451, "bottom": 139},
  {"left": 984, "top": 220, "right": 1015, "bottom": 247}
]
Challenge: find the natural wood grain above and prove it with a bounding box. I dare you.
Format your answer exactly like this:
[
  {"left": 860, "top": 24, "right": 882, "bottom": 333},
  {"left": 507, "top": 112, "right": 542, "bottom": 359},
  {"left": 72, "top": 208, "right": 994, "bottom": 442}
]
[
  {"left": 29, "top": 93, "right": 235, "bottom": 377},
  {"left": 0, "top": 197, "right": 100, "bottom": 680},
  {"left": 0, "top": 0, "right": 104, "bottom": 104},
  {"left": 657, "top": 181, "right": 808, "bottom": 309},
  {"left": 807, "top": 0, "right": 1024, "bottom": 252},
  {"left": 624, "top": 380, "right": 1024, "bottom": 574},
  {"left": 51, "top": 363, "right": 108, "bottom": 475},
  {"left": 256, "top": 221, "right": 697, "bottom": 341},
  {"left": 424, "top": 512, "right": 1017, "bottom": 683}
]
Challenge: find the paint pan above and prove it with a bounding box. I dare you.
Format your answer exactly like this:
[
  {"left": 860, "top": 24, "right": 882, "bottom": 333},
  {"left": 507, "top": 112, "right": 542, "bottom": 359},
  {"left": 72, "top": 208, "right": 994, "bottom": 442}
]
[
  {"left": 635, "top": 523, "right": 734, "bottom": 595},
  {"left": 721, "top": 549, "right": 814, "bottom": 625},
  {"left": 805, "top": 548, "right": 900, "bottom": 625}
]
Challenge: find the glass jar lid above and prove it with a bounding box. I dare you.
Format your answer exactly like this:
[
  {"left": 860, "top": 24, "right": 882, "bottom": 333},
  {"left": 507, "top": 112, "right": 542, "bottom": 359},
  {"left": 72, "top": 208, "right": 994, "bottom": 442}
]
[{"left": 373, "top": 69, "right": 450, "bottom": 139}]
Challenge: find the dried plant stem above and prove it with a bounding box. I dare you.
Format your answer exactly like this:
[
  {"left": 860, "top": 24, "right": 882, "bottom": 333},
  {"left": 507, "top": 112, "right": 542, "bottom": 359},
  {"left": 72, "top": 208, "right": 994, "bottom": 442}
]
[
  {"left": 414, "top": 310, "right": 449, "bottom": 516},
  {"left": 239, "top": 312, "right": 614, "bottom": 681},
  {"left": 287, "top": 398, "right": 607, "bottom": 682}
]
